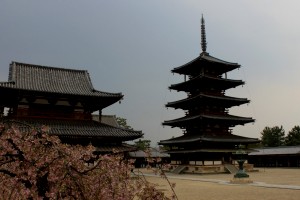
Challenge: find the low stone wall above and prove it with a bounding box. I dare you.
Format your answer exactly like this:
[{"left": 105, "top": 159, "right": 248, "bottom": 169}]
[
  {"left": 169, "top": 164, "right": 226, "bottom": 174},
  {"left": 186, "top": 165, "right": 226, "bottom": 174},
  {"left": 241, "top": 163, "right": 255, "bottom": 172}
]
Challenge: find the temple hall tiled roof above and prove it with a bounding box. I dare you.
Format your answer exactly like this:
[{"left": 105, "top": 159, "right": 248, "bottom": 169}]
[
  {"left": 11, "top": 118, "right": 142, "bottom": 141},
  {"left": 92, "top": 115, "right": 120, "bottom": 127},
  {"left": 95, "top": 144, "right": 137, "bottom": 153},
  {"left": 0, "top": 61, "right": 122, "bottom": 98}
]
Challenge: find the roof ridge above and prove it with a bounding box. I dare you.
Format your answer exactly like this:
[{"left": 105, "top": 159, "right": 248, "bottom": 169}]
[
  {"left": 11, "top": 61, "right": 88, "bottom": 73},
  {"left": 84, "top": 70, "right": 95, "bottom": 91}
]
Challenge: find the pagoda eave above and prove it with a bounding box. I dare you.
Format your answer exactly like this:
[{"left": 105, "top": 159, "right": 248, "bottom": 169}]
[
  {"left": 162, "top": 114, "right": 255, "bottom": 128},
  {"left": 169, "top": 75, "right": 244, "bottom": 92},
  {"left": 159, "top": 134, "right": 259, "bottom": 145},
  {"left": 166, "top": 93, "right": 250, "bottom": 110},
  {"left": 171, "top": 54, "right": 240, "bottom": 76}
]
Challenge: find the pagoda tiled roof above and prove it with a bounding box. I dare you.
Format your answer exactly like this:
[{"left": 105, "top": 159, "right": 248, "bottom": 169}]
[
  {"left": 169, "top": 75, "right": 244, "bottom": 92},
  {"left": 159, "top": 134, "right": 259, "bottom": 145},
  {"left": 201, "top": 54, "right": 238, "bottom": 65},
  {"left": 163, "top": 114, "right": 254, "bottom": 127},
  {"left": 171, "top": 53, "right": 240, "bottom": 75},
  {"left": 11, "top": 118, "right": 142, "bottom": 141},
  {"left": 166, "top": 93, "right": 249, "bottom": 109},
  {"left": 0, "top": 62, "right": 122, "bottom": 99}
]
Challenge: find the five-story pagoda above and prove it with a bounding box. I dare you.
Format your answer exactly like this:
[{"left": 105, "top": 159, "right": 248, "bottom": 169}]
[{"left": 159, "top": 16, "right": 259, "bottom": 173}]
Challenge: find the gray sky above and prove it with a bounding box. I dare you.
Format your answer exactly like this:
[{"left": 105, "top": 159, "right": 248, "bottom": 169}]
[{"left": 1, "top": 0, "right": 300, "bottom": 146}]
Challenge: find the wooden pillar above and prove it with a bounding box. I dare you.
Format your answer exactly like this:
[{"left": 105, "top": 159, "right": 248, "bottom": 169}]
[
  {"left": 99, "top": 110, "right": 102, "bottom": 122},
  {"left": 0, "top": 107, "right": 3, "bottom": 117}
]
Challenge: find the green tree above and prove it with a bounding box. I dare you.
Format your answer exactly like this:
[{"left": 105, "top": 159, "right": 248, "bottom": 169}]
[
  {"left": 285, "top": 125, "right": 300, "bottom": 146},
  {"left": 134, "top": 139, "right": 151, "bottom": 151},
  {"left": 159, "top": 145, "right": 170, "bottom": 151},
  {"left": 116, "top": 117, "right": 133, "bottom": 130},
  {"left": 261, "top": 126, "right": 285, "bottom": 147}
]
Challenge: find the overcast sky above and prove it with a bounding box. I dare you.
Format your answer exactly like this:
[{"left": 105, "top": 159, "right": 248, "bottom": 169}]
[{"left": 1, "top": 0, "right": 300, "bottom": 146}]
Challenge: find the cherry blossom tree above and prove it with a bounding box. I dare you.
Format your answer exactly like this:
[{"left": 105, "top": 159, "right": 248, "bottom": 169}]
[{"left": 0, "top": 120, "right": 169, "bottom": 199}]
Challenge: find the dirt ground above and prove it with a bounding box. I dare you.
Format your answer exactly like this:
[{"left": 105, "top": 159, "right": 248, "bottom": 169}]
[{"left": 134, "top": 168, "right": 300, "bottom": 200}]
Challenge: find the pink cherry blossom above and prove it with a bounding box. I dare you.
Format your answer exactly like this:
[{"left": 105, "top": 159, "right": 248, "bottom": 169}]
[{"left": 0, "top": 121, "right": 172, "bottom": 199}]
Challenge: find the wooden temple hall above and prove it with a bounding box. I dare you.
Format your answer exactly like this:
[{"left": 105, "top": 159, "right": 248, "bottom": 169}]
[
  {"left": 159, "top": 16, "right": 259, "bottom": 174},
  {"left": 0, "top": 62, "right": 143, "bottom": 153}
]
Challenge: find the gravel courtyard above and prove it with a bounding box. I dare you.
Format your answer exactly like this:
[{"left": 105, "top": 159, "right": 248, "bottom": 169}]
[{"left": 134, "top": 168, "right": 300, "bottom": 200}]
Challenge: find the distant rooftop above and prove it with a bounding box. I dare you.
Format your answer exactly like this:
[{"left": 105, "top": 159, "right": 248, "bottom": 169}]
[{"left": 249, "top": 146, "right": 300, "bottom": 156}]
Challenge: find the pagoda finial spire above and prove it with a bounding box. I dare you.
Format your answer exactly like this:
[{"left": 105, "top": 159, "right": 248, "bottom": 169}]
[{"left": 201, "top": 14, "right": 207, "bottom": 53}]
